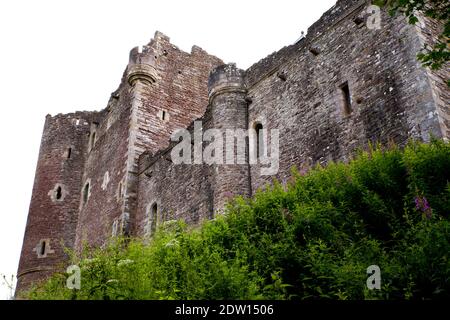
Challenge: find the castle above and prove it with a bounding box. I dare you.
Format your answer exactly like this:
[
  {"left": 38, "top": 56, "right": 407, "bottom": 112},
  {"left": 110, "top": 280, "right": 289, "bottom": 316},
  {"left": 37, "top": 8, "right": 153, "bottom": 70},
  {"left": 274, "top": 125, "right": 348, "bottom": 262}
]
[{"left": 17, "top": 0, "right": 449, "bottom": 293}]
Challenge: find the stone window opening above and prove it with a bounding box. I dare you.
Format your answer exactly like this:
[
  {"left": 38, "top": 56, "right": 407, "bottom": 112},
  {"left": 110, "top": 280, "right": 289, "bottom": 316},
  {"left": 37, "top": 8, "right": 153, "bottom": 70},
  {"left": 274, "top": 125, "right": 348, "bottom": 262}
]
[
  {"left": 277, "top": 71, "right": 287, "bottom": 81},
  {"left": 67, "top": 147, "right": 72, "bottom": 159},
  {"left": 118, "top": 182, "right": 123, "bottom": 197},
  {"left": 89, "top": 122, "right": 99, "bottom": 152},
  {"left": 56, "top": 186, "right": 62, "bottom": 200},
  {"left": 145, "top": 170, "right": 153, "bottom": 178},
  {"left": 116, "top": 179, "right": 126, "bottom": 202},
  {"left": 34, "top": 238, "right": 54, "bottom": 258},
  {"left": 49, "top": 183, "right": 66, "bottom": 202},
  {"left": 255, "top": 123, "right": 264, "bottom": 159},
  {"left": 40, "top": 240, "right": 47, "bottom": 256},
  {"left": 353, "top": 15, "right": 365, "bottom": 26},
  {"left": 83, "top": 182, "right": 90, "bottom": 205},
  {"left": 158, "top": 110, "right": 169, "bottom": 122},
  {"left": 90, "top": 132, "right": 96, "bottom": 150},
  {"left": 146, "top": 202, "right": 158, "bottom": 237},
  {"left": 150, "top": 203, "right": 158, "bottom": 233},
  {"left": 340, "top": 82, "right": 352, "bottom": 116},
  {"left": 309, "top": 46, "right": 321, "bottom": 56}
]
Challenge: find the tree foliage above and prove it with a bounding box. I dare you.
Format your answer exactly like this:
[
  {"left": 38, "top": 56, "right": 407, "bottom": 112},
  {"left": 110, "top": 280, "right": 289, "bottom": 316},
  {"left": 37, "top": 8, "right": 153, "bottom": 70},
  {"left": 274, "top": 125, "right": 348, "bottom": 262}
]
[{"left": 23, "top": 140, "right": 450, "bottom": 300}]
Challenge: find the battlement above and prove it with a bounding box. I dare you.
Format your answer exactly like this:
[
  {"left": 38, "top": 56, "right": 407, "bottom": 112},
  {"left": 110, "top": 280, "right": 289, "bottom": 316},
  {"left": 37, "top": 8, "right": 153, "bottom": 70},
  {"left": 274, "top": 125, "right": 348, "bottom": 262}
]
[
  {"left": 127, "top": 43, "right": 158, "bottom": 86},
  {"left": 245, "top": 0, "right": 368, "bottom": 89},
  {"left": 307, "top": 0, "right": 366, "bottom": 37},
  {"left": 44, "top": 110, "right": 101, "bottom": 125}
]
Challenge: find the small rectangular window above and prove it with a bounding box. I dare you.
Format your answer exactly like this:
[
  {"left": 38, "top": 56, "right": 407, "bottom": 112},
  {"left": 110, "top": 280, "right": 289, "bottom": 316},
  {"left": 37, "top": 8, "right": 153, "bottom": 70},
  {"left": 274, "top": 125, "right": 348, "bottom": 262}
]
[
  {"left": 158, "top": 110, "right": 169, "bottom": 122},
  {"left": 83, "top": 183, "right": 90, "bottom": 205},
  {"left": 56, "top": 186, "right": 62, "bottom": 200},
  {"left": 255, "top": 123, "right": 264, "bottom": 159},
  {"left": 40, "top": 241, "right": 46, "bottom": 256},
  {"left": 340, "top": 82, "right": 352, "bottom": 116}
]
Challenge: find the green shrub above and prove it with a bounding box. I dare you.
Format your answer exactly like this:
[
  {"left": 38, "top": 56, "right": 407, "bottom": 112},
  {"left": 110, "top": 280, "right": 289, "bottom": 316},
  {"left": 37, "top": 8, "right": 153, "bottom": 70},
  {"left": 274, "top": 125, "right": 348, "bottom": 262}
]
[{"left": 24, "top": 140, "right": 450, "bottom": 300}]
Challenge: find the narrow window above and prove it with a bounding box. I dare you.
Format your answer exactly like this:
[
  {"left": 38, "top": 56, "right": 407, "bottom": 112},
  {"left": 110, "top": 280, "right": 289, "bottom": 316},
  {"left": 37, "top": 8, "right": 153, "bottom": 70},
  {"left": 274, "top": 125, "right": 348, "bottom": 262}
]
[
  {"left": 56, "top": 186, "right": 62, "bottom": 200},
  {"left": 340, "top": 82, "right": 352, "bottom": 116},
  {"left": 67, "top": 148, "right": 72, "bottom": 159},
  {"left": 255, "top": 123, "right": 264, "bottom": 158},
  {"left": 309, "top": 46, "right": 321, "bottom": 56},
  {"left": 40, "top": 241, "right": 47, "bottom": 256},
  {"left": 150, "top": 203, "right": 158, "bottom": 234},
  {"left": 277, "top": 71, "right": 287, "bottom": 81},
  {"left": 83, "top": 183, "right": 90, "bottom": 205},
  {"left": 146, "top": 203, "right": 158, "bottom": 236},
  {"left": 159, "top": 110, "right": 169, "bottom": 121},
  {"left": 90, "top": 132, "right": 96, "bottom": 148},
  {"left": 89, "top": 123, "right": 99, "bottom": 152}
]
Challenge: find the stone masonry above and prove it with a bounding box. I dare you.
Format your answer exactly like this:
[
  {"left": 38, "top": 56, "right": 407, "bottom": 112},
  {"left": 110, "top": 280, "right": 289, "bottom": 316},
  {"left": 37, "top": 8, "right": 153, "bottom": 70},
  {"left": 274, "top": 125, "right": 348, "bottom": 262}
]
[{"left": 16, "top": 0, "right": 449, "bottom": 294}]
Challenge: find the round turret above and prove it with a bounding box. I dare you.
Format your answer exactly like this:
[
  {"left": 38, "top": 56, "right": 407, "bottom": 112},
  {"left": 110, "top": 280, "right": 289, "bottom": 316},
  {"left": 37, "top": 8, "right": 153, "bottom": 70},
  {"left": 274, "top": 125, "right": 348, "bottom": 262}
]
[
  {"left": 127, "top": 46, "right": 158, "bottom": 86},
  {"left": 208, "top": 63, "right": 246, "bottom": 104}
]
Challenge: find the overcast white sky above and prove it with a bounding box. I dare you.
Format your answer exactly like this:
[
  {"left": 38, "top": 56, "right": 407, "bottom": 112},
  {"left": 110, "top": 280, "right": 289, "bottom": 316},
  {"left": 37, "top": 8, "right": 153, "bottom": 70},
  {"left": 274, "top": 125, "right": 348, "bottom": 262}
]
[{"left": 0, "top": 0, "right": 337, "bottom": 299}]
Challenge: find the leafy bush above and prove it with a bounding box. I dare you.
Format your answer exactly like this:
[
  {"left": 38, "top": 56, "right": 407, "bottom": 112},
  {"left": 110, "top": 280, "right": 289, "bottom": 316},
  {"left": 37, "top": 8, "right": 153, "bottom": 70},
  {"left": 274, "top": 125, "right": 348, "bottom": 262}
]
[{"left": 24, "top": 140, "right": 450, "bottom": 300}]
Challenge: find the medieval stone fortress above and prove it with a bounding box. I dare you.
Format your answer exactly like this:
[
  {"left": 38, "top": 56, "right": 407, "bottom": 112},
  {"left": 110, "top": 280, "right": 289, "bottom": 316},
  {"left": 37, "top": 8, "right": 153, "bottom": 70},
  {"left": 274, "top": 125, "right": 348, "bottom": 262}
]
[{"left": 17, "top": 0, "right": 449, "bottom": 292}]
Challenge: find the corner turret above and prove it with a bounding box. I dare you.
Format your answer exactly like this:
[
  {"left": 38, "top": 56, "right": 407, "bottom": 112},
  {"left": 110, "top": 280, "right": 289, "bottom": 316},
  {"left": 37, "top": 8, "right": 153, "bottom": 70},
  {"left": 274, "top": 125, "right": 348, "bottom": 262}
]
[
  {"left": 207, "top": 63, "right": 251, "bottom": 212},
  {"left": 127, "top": 46, "right": 158, "bottom": 86},
  {"left": 208, "top": 63, "right": 247, "bottom": 105}
]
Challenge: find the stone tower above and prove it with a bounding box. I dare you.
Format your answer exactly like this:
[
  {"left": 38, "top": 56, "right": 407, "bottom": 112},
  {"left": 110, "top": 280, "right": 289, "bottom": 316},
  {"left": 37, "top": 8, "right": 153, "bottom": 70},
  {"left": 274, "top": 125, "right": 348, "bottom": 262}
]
[
  {"left": 16, "top": 31, "right": 223, "bottom": 293},
  {"left": 208, "top": 64, "right": 252, "bottom": 211},
  {"left": 16, "top": 0, "right": 449, "bottom": 296},
  {"left": 16, "top": 112, "right": 97, "bottom": 291}
]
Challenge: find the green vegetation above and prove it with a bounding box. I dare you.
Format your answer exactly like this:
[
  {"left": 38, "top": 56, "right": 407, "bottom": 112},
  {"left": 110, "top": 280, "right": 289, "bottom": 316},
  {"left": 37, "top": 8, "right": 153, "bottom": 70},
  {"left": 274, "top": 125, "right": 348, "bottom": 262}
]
[{"left": 24, "top": 140, "right": 450, "bottom": 300}]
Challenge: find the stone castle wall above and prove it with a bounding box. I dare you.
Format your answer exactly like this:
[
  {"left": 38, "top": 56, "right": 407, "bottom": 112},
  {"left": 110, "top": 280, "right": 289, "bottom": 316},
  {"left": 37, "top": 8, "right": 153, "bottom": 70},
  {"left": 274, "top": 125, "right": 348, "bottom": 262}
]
[
  {"left": 16, "top": 0, "right": 449, "bottom": 294},
  {"left": 246, "top": 0, "right": 444, "bottom": 190},
  {"left": 17, "top": 30, "right": 223, "bottom": 292},
  {"left": 134, "top": 0, "right": 447, "bottom": 234},
  {"left": 17, "top": 112, "right": 97, "bottom": 290}
]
